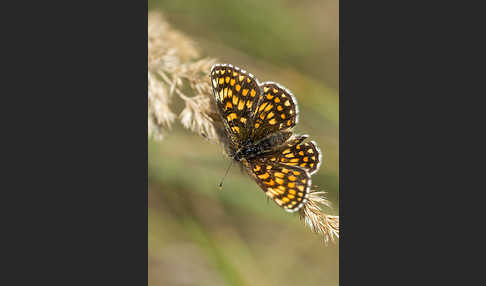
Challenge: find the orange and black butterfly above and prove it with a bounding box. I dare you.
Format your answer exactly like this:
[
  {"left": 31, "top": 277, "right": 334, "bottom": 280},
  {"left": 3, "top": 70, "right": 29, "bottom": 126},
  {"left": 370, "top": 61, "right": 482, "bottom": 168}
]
[{"left": 210, "top": 64, "right": 322, "bottom": 212}]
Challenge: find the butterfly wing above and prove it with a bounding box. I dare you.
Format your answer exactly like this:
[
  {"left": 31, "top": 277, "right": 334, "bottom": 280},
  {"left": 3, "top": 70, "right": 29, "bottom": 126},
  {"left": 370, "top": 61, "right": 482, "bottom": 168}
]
[
  {"left": 250, "top": 82, "right": 299, "bottom": 141},
  {"left": 274, "top": 134, "right": 322, "bottom": 175},
  {"left": 244, "top": 156, "right": 311, "bottom": 212},
  {"left": 210, "top": 64, "right": 261, "bottom": 149}
]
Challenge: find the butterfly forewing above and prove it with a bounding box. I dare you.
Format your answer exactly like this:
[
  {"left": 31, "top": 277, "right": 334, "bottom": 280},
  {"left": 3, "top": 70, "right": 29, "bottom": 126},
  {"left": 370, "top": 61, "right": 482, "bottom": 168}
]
[
  {"left": 210, "top": 64, "right": 261, "bottom": 146},
  {"left": 251, "top": 82, "right": 298, "bottom": 141}
]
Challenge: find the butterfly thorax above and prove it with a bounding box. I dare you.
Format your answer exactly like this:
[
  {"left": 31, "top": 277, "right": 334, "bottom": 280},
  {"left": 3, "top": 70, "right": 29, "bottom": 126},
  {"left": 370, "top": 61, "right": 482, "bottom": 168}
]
[{"left": 234, "top": 132, "right": 291, "bottom": 161}]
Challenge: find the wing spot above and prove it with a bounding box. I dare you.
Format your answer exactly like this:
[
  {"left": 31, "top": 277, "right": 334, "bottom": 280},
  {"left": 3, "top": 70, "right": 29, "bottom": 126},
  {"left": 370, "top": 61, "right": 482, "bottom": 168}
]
[
  {"left": 264, "top": 180, "right": 275, "bottom": 186},
  {"left": 289, "top": 158, "right": 299, "bottom": 163},
  {"left": 225, "top": 102, "right": 233, "bottom": 110},
  {"left": 274, "top": 97, "right": 280, "bottom": 103},
  {"left": 250, "top": 89, "right": 256, "bottom": 97},
  {"left": 230, "top": 79, "right": 236, "bottom": 86},
  {"left": 225, "top": 76, "right": 230, "bottom": 83},
  {"left": 297, "top": 192, "right": 304, "bottom": 197},
  {"left": 303, "top": 157, "right": 309, "bottom": 162},
  {"left": 264, "top": 104, "right": 273, "bottom": 112},
  {"left": 233, "top": 72, "right": 238, "bottom": 77},
  {"left": 235, "top": 84, "right": 241, "bottom": 92},
  {"left": 311, "top": 156, "right": 316, "bottom": 160},
  {"left": 219, "top": 77, "right": 224, "bottom": 84},
  {"left": 270, "top": 157, "right": 276, "bottom": 161},
  {"left": 289, "top": 189, "right": 296, "bottom": 195},
  {"left": 221, "top": 70, "right": 225, "bottom": 75},
  {"left": 297, "top": 185, "right": 304, "bottom": 192},
  {"left": 232, "top": 95, "right": 238, "bottom": 105},
  {"left": 293, "top": 171, "right": 301, "bottom": 175},
  {"left": 310, "top": 163, "right": 315, "bottom": 168},
  {"left": 242, "top": 89, "right": 249, "bottom": 96},
  {"left": 288, "top": 175, "right": 297, "bottom": 181},
  {"left": 227, "top": 113, "right": 237, "bottom": 121},
  {"left": 308, "top": 149, "right": 314, "bottom": 154},
  {"left": 253, "top": 165, "right": 261, "bottom": 171},
  {"left": 299, "top": 151, "right": 304, "bottom": 156},
  {"left": 223, "top": 87, "right": 228, "bottom": 98},
  {"left": 288, "top": 194, "right": 295, "bottom": 199},
  {"left": 240, "top": 117, "right": 247, "bottom": 123},
  {"left": 258, "top": 173, "right": 270, "bottom": 179},
  {"left": 285, "top": 153, "right": 294, "bottom": 158},
  {"left": 275, "top": 178, "right": 284, "bottom": 184},
  {"left": 287, "top": 120, "right": 292, "bottom": 126},
  {"left": 282, "top": 168, "right": 289, "bottom": 173},
  {"left": 282, "top": 197, "right": 290, "bottom": 203},
  {"left": 266, "top": 93, "right": 274, "bottom": 100},
  {"left": 266, "top": 165, "right": 272, "bottom": 170},
  {"left": 269, "top": 118, "right": 277, "bottom": 125},
  {"left": 274, "top": 172, "right": 284, "bottom": 178},
  {"left": 282, "top": 149, "right": 291, "bottom": 154},
  {"left": 273, "top": 88, "right": 278, "bottom": 93},
  {"left": 254, "top": 123, "right": 260, "bottom": 128},
  {"left": 239, "top": 75, "right": 245, "bottom": 82},
  {"left": 277, "top": 105, "right": 283, "bottom": 111},
  {"left": 266, "top": 112, "right": 274, "bottom": 119},
  {"left": 231, "top": 126, "right": 240, "bottom": 133},
  {"left": 246, "top": 100, "right": 252, "bottom": 109},
  {"left": 300, "top": 163, "right": 307, "bottom": 167},
  {"left": 284, "top": 100, "right": 291, "bottom": 106},
  {"left": 263, "top": 87, "right": 269, "bottom": 92},
  {"left": 238, "top": 101, "right": 245, "bottom": 110},
  {"left": 247, "top": 78, "right": 251, "bottom": 83},
  {"left": 288, "top": 182, "right": 295, "bottom": 188},
  {"left": 259, "top": 102, "right": 268, "bottom": 112},
  {"left": 281, "top": 114, "right": 286, "bottom": 119}
]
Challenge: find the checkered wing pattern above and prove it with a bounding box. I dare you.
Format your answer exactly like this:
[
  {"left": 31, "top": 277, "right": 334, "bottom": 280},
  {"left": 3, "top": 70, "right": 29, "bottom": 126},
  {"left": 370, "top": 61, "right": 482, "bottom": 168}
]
[
  {"left": 210, "top": 64, "right": 322, "bottom": 213},
  {"left": 210, "top": 64, "right": 261, "bottom": 147},
  {"left": 274, "top": 135, "right": 322, "bottom": 175},
  {"left": 245, "top": 156, "right": 310, "bottom": 212},
  {"left": 251, "top": 82, "right": 298, "bottom": 140}
]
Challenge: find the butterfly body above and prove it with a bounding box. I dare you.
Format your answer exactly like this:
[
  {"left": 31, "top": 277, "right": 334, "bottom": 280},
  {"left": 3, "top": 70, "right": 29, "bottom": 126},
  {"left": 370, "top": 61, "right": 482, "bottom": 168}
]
[{"left": 210, "top": 64, "right": 322, "bottom": 212}]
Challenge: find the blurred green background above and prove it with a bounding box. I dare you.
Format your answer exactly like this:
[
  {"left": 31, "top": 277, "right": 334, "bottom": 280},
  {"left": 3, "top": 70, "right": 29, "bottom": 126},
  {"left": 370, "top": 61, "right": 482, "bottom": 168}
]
[{"left": 148, "top": 0, "right": 339, "bottom": 285}]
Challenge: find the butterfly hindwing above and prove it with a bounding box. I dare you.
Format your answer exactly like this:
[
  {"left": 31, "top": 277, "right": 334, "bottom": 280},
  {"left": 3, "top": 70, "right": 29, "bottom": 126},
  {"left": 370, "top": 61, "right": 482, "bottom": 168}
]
[
  {"left": 276, "top": 135, "right": 322, "bottom": 175},
  {"left": 245, "top": 157, "right": 310, "bottom": 212},
  {"left": 210, "top": 64, "right": 261, "bottom": 146}
]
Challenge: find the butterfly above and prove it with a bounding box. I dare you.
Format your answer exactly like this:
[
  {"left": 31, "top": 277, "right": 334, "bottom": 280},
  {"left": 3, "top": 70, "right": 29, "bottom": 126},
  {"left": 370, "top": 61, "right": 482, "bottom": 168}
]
[{"left": 210, "top": 64, "right": 322, "bottom": 212}]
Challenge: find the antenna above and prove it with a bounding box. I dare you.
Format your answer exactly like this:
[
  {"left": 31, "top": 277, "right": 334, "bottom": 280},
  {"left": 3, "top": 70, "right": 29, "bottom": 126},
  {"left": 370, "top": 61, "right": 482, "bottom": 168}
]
[{"left": 218, "top": 159, "right": 234, "bottom": 190}]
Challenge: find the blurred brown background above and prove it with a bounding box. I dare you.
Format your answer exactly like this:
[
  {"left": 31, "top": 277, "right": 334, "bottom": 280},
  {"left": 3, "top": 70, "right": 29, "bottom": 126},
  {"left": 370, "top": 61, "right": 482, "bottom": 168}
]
[{"left": 148, "top": 0, "right": 339, "bottom": 285}]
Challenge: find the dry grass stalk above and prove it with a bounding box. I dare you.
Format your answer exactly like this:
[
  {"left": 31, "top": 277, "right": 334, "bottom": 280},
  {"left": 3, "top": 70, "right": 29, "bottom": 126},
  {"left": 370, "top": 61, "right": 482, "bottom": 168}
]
[
  {"left": 148, "top": 11, "right": 339, "bottom": 243},
  {"left": 299, "top": 191, "right": 339, "bottom": 244},
  {"left": 148, "top": 12, "right": 218, "bottom": 141}
]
